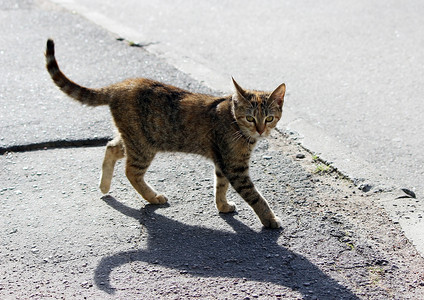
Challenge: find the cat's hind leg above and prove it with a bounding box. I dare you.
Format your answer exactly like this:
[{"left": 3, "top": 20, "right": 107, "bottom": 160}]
[
  {"left": 214, "top": 165, "right": 236, "bottom": 213},
  {"left": 99, "top": 137, "right": 125, "bottom": 194},
  {"left": 125, "top": 151, "right": 167, "bottom": 204}
]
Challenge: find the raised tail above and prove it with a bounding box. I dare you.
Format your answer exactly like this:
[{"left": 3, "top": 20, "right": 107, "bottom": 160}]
[{"left": 45, "top": 39, "right": 110, "bottom": 106}]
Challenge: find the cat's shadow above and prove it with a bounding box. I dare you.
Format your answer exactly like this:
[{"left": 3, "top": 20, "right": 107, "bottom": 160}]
[{"left": 95, "top": 196, "right": 358, "bottom": 299}]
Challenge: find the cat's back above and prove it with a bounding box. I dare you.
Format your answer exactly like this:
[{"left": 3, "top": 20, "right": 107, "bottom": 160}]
[
  {"left": 111, "top": 78, "right": 217, "bottom": 113},
  {"left": 110, "top": 78, "right": 232, "bottom": 155}
]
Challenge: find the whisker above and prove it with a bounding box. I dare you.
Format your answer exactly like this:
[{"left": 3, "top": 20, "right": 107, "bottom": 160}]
[{"left": 231, "top": 132, "right": 244, "bottom": 143}]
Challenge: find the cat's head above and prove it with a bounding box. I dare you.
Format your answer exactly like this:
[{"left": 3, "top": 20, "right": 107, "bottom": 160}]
[{"left": 231, "top": 78, "right": 286, "bottom": 140}]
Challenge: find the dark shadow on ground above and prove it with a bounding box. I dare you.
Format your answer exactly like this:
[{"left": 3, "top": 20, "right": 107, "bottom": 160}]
[{"left": 95, "top": 196, "right": 358, "bottom": 299}]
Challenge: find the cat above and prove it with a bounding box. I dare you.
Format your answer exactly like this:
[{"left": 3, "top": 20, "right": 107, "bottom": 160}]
[{"left": 45, "top": 39, "right": 286, "bottom": 228}]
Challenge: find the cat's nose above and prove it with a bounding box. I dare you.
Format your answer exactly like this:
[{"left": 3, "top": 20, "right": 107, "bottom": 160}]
[{"left": 256, "top": 124, "right": 265, "bottom": 135}]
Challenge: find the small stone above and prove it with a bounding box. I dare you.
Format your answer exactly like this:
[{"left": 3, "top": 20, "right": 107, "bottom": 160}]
[
  {"left": 358, "top": 183, "right": 372, "bottom": 192},
  {"left": 262, "top": 155, "right": 272, "bottom": 160},
  {"left": 340, "top": 236, "right": 351, "bottom": 243},
  {"left": 375, "top": 259, "right": 389, "bottom": 266},
  {"left": 296, "top": 153, "right": 306, "bottom": 159}
]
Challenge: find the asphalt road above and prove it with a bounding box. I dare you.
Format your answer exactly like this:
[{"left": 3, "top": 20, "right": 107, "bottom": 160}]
[
  {"left": 49, "top": 0, "right": 424, "bottom": 262},
  {"left": 2, "top": 0, "right": 424, "bottom": 298},
  {"left": 50, "top": 0, "right": 424, "bottom": 203},
  {"left": 0, "top": 0, "right": 214, "bottom": 151},
  {"left": 4, "top": 138, "right": 424, "bottom": 298}
]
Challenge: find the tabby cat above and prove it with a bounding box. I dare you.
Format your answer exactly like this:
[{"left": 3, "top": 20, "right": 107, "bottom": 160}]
[{"left": 45, "top": 39, "right": 285, "bottom": 228}]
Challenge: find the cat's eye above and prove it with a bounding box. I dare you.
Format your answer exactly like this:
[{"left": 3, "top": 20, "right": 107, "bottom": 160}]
[
  {"left": 246, "top": 116, "right": 255, "bottom": 122},
  {"left": 265, "top": 116, "right": 274, "bottom": 122}
]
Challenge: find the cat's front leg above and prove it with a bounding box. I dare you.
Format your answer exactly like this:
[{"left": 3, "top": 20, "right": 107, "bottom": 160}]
[
  {"left": 225, "top": 166, "right": 281, "bottom": 228},
  {"left": 214, "top": 165, "right": 236, "bottom": 213}
]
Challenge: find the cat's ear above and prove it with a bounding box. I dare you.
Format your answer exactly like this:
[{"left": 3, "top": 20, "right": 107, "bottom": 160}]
[
  {"left": 269, "top": 83, "right": 286, "bottom": 108},
  {"left": 232, "top": 77, "right": 248, "bottom": 101}
]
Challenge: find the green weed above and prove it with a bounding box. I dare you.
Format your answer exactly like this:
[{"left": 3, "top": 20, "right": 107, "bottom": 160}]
[{"left": 314, "top": 164, "right": 332, "bottom": 174}]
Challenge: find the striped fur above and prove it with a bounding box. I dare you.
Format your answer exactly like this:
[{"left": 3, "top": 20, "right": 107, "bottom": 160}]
[
  {"left": 45, "top": 39, "right": 110, "bottom": 106},
  {"left": 45, "top": 39, "right": 286, "bottom": 228}
]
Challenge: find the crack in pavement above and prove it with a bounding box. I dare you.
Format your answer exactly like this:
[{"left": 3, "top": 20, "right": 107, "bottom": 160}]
[{"left": 0, "top": 138, "right": 110, "bottom": 155}]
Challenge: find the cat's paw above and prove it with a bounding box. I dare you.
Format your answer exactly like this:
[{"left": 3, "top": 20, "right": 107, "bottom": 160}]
[
  {"left": 217, "top": 201, "right": 237, "bottom": 213},
  {"left": 99, "top": 182, "right": 110, "bottom": 194},
  {"left": 262, "top": 216, "right": 282, "bottom": 229},
  {"left": 152, "top": 194, "right": 168, "bottom": 205}
]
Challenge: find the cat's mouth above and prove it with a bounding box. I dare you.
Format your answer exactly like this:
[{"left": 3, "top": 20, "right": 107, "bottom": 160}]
[
  {"left": 254, "top": 130, "right": 270, "bottom": 139},
  {"left": 249, "top": 132, "right": 268, "bottom": 142}
]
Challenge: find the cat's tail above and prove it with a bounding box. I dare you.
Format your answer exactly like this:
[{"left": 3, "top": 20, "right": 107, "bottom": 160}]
[{"left": 45, "top": 39, "right": 110, "bottom": 106}]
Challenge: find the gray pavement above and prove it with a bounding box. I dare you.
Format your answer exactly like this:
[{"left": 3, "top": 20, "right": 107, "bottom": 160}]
[
  {"left": 2, "top": 0, "right": 424, "bottom": 298},
  {"left": 4, "top": 141, "right": 424, "bottom": 298},
  {"left": 0, "top": 0, "right": 213, "bottom": 152},
  {"left": 48, "top": 0, "right": 424, "bottom": 256},
  {"left": 49, "top": 0, "right": 424, "bottom": 192}
]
